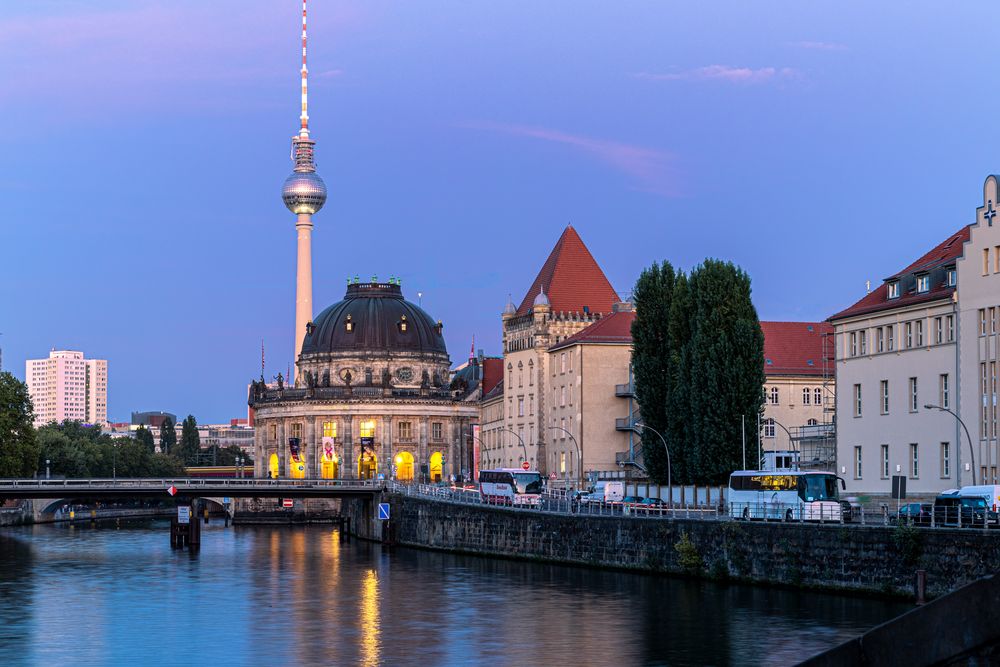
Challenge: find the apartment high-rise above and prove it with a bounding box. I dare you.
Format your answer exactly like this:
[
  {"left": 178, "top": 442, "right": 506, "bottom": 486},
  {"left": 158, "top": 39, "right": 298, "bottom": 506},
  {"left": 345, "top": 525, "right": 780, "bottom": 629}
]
[{"left": 26, "top": 350, "right": 108, "bottom": 426}]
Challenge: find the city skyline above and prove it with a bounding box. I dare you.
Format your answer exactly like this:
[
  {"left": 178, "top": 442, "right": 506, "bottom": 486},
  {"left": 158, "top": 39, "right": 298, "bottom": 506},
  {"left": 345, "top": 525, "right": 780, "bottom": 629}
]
[{"left": 3, "top": 1, "right": 998, "bottom": 421}]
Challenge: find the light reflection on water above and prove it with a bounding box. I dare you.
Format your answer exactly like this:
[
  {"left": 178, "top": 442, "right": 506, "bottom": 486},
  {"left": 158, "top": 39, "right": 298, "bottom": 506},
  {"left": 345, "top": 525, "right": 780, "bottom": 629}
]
[{"left": 0, "top": 520, "right": 909, "bottom": 666}]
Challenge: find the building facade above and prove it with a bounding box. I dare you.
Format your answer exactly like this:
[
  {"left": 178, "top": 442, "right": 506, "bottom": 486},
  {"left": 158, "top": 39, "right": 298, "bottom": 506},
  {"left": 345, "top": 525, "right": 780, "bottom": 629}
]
[
  {"left": 25, "top": 350, "right": 108, "bottom": 426},
  {"left": 498, "top": 225, "right": 622, "bottom": 475}
]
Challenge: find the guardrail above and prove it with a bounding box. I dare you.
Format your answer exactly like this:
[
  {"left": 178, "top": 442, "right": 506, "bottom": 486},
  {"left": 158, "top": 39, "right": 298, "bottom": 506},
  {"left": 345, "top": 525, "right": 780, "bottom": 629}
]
[{"left": 0, "top": 477, "right": 385, "bottom": 489}]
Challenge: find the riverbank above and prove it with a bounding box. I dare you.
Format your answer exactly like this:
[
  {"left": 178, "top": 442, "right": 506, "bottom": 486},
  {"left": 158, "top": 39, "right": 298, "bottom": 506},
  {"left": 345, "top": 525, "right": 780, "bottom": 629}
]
[
  {"left": 343, "top": 493, "right": 1000, "bottom": 599},
  {"left": 0, "top": 501, "right": 173, "bottom": 527}
]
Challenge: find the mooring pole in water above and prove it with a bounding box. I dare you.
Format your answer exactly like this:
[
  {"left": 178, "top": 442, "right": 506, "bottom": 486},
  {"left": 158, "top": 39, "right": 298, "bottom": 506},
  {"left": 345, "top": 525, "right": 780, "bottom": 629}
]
[{"left": 915, "top": 569, "right": 927, "bottom": 605}]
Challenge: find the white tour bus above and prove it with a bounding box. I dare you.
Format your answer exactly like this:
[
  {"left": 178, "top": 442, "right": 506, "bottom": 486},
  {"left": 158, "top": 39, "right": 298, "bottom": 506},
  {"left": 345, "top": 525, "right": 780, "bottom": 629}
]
[
  {"left": 479, "top": 468, "right": 544, "bottom": 507},
  {"left": 729, "top": 470, "right": 844, "bottom": 521}
]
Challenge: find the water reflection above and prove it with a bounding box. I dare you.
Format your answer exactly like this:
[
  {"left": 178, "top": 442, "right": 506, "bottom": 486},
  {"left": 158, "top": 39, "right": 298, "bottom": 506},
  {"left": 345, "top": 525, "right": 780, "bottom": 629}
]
[{"left": 0, "top": 521, "right": 909, "bottom": 666}]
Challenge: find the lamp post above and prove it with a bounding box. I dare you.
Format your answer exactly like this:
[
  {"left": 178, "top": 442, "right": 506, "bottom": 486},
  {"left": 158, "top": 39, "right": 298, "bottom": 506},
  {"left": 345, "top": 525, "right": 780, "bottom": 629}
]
[
  {"left": 925, "top": 403, "right": 976, "bottom": 486},
  {"left": 631, "top": 422, "right": 671, "bottom": 506},
  {"left": 547, "top": 426, "right": 581, "bottom": 489},
  {"left": 45, "top": 459, "right": 50, "bottom": 480},
  {"left": 506, "top": 427, "right": 528, "bottom": 466},
  {"left": 236, "top": 456, "right": 243, "bottom": 479}
]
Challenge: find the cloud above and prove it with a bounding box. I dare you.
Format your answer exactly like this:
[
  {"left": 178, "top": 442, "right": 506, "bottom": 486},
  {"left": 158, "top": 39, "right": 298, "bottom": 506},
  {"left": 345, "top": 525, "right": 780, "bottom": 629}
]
[
  {"left": 631, "top": 65, "right": 799, "bottom": 85},
  {"left": 463, "top": 121, "right": 680, "bottom": 197},
  {"left": 789, "top": 40, "right": 848, "bottom": 51},
  {"left": 318, "top": 69, "right": 345, "bottom": 78}
]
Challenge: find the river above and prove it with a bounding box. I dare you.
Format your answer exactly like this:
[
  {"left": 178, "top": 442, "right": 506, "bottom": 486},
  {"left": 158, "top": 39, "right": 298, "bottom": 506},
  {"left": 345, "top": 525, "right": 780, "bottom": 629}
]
[{"left": 0, "top": 520, "right": 909, "bottom": 666}]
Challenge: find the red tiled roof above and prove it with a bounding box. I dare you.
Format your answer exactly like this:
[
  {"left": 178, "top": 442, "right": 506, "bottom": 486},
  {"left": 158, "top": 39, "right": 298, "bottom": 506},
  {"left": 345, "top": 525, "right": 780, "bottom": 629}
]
[
  {"left": 829, "top": 226, "right": 969, "bottom": 321},
  {"left": 517, "top": 225, "right": 620, "bottom": 316},
  {"left": 482, "top": 358, "right": 503, "bottom": 395},
  {"left": 761, "top": 321, "right": 833, "bottom": 377},
  {"left": 549, "top": 311, "right": 637, "bottom": 351}
]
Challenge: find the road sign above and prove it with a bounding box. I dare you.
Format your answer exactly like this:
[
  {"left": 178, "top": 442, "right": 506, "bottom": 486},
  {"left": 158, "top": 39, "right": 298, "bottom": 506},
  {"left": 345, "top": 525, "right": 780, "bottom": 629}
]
[
  {"left": 282, "top": 498, "right": 294, "bottom": 508},
  {"left": 549, "top": 472, "right": 557, "bottom": 480},
  {"left": 378, "top": 503, "right": 390, "bottom": 520},
  {"left": 377, "top": 473, "right": 385, "bottom": 481},
  {"left": 521, "top": 461, "right": 530, "bottom": 471},
  {"left": 222, "top": 497, "right": 230, "bottom": 504},
  {"left": 166, "top": 485, "right": 177, "bottom": 496},
  {"left": 177, "top": 506, "right": 190, "bottom": 524}
]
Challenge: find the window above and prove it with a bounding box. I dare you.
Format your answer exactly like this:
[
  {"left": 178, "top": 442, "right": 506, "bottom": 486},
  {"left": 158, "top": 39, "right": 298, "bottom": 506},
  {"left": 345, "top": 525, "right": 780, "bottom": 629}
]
[
  {"left": 881, "top": 444, "right": 889, "bottom": 479},
  {"left": 916, "top": 274, "right": 930, "bottom": 292},
  {"left": 854, "top": 384, "right": 862, "bottom": 417},
  {"left": 910, "top": 443, "right": 919, "bottom": 479},
  {"left": 940, "top": 373, "right": 950, "bottom": 409},
  {"left": 528, "top": 360, "right": 534, "bottom": 386},
  {"left": 916, "top": 320, "right": 924, "bottom": 346},
  {"left": 359, "top": 420, "right": 376, "bottom": 438},
  {"left": 909, "top": 377, "right": 918, "bottom": 412},
  {"left": 985, "top": 248, "right": 991, "bottom": 276},
  {"left": 518, "top": 398, "right": 524, "bottom": 417},
  {"left": 934, "top": 317, "right": 943, "bottom": 344},
  {"left": 887, "top": 325, "right": 894, "bottom": 351},
  {"left": 269, "top": 424, "right": 277, "bottom": 441},
  {"left": 941, "top": 442, "right": 951, "bottom": 478},
  {"left": 323, "top": 421, "right": 337, "bottom": 438},
  {"left": 769, "top": 387, "right": 779, "bottom": 405},
  {"left": 905, "top": 322, "right": 913, "bottom": 349},
  {"left": 992, "top": 307, "right": 997, "bottom": 335},
  {"left": 946, "top": 267, "right": 956, "bottom": 287},
  {"left": 529, "top": 394, "right": 534, "bottom": 416},
  {"left": 850, "top": 332, "right": 857, "bottom": 357},
  {"left": 996, "top": 249, "right": 1000, "bottom": 274},
  {"left": 983, "top": 363, "right": 990, "bottom": 439},
  {"left": 431, "top": 422, "right": 443, "bottom": 440},
  {"left": 802, "top": 388, "right": 810, "bottom": 405},
  {"left": 876, "top": 327, "right": 884, "bottom": 352},
  {"left": 560, "top": 353, "right": 566, "bottom": 374},
  {"left": 980, "top": 309, "right": 988, "bottom": 336},
  {"left": 887, "top": 281, "right": 899, "bottom": 298},
  {"left": 880, "top": 380, "right": 889, "bottom": 414},
  {"left": 763, "top": 418, "right": 775, "bottom": 439},
  {"left": 398, "top": 421, "right": 412, "bottom": 440},
  {"left": 947, "top": 315, "right": 955, "bottom": 342},
  {"left": 854, "top": 446, "right": 863, "bottom": 479},
  {"left": 560, "top": 386, "right": 566, "bottom": 407},
  {"left": 291, "top": 423, "right": 302, "bottom": 439},
  {"left": 814, "top": 388, "right": 822, "bottom": 405},
  {"left": 993, "top": 361, "right": 998, "bottom": 438},
  {"left": 860, "top": 331, "right": 868, "bottom": 355}
]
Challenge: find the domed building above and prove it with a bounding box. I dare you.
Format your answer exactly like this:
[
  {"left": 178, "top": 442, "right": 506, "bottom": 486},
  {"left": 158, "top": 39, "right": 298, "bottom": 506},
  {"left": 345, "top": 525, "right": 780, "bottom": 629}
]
[{"left": 250, "top": 279, "right": 480, "bottom": 482}]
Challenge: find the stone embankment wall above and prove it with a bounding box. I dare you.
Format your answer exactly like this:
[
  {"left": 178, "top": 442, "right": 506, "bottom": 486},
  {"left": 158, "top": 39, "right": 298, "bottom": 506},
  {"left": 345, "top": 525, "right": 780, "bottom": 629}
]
[{"left": 343, "top": 493, "right": 1000, "bottom": 598}]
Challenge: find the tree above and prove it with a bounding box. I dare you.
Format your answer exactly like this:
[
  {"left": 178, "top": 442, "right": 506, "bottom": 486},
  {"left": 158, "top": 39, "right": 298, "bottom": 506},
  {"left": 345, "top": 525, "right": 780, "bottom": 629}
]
[
  {"left": 0, "top": 372, "right": 40, "bottom": 477},
  {"left": 135, "top": 425, "right": 155, "bottom": 452},
  {"left": 159, "top": 417, "right": 176, "bottom": 455},
  {"left": 630, "top": 261, "right": 675, "bottom": 483},
  {"left": 178, "top": 415, "right": 200, "bottom": 465},
  {"left": 666, "top": 272, "right": 695, "bottom": 483},
  {"left": 685, "top": 260, "right": 765, "bottom": 484},
  {"left": 36, "top": 421, "right": 186, "bottom": 479}
]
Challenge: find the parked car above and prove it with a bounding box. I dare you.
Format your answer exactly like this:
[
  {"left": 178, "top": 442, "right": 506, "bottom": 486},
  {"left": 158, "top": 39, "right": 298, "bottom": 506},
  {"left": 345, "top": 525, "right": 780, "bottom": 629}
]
[
  {"left": 636, "top": 497, "right": 666, "bottom": 514},
  {"left": 892, "top": 502, "right": 933, "bottom": 526},
  {"left": 621, "top": 496, "right": 645, "bottom": 513},
  {"left": 933, "top": 492, "right": 999, "bottom": 527}
]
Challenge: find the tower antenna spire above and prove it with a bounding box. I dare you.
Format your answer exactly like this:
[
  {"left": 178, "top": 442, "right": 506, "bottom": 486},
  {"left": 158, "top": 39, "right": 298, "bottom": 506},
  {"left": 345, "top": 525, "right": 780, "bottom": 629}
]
[{"left": 299, "top": 0, "right": 310, "bottom": 137}]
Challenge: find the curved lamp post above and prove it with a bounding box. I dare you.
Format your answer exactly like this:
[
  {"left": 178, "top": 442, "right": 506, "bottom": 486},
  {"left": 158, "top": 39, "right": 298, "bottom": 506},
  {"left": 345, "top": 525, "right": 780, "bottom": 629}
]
[
  {"left": 506, "top": 427, "right": 529, "bottom": 466},
  {"left": 925, "top": 403, "right": 977, "bottom": 486},
  {"left": 631, "top": 422, "right": 671, "bottom": 505},
  {"left": 548, "top": 425, "right": 582, "bottom": 488},
  {"left": 766, "top": 418, "right": 799, "bottom": 469}
]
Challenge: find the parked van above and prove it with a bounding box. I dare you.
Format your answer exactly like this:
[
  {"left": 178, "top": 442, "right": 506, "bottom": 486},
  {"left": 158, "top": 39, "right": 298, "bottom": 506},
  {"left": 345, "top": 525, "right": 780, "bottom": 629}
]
[
  {"left": 603, "top": 481, "right": 625, "bottom": 503},
  {"left": 933, "top": 490, "right": 998, "bottom": 527},
  {"left": 959, "top": 485, "right": 1000, "bottom": 512}
]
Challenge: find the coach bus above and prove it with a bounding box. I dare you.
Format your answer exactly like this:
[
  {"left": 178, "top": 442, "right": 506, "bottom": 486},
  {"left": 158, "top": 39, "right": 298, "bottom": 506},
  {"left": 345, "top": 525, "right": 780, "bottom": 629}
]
[
  {"left": 478, "top": 468, "right": 544, "bottom": 507},
  {"left": 729, "top": 470, "right": 844, "bottom": 521}
]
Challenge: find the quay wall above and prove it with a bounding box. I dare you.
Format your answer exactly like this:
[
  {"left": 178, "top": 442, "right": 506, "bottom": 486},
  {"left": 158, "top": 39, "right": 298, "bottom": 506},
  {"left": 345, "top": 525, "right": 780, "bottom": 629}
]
[{"left": 343, "top": 493, "right": 1000, "bottom": 598}]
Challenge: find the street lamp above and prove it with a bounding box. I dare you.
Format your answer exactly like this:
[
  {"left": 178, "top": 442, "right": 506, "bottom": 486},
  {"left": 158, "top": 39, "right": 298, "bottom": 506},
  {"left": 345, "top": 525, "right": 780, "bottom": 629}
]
[
  {"left": 631, "top": 422, "right": 671, "bottom": 505},
  {"left": 547, "top": 426, "right": 582, "bottom": 489},
  {"left": 506, "top": 427, "right": 529, "bottom": 465},
  {"left": 925, "top": 403, "right": 976, "bottom": 485},
  {"left": 236, "top": 456, "right": 243, "bottom": 479},
  {"left": 45, "top": 459, "right": 50, "bottom": 480}
]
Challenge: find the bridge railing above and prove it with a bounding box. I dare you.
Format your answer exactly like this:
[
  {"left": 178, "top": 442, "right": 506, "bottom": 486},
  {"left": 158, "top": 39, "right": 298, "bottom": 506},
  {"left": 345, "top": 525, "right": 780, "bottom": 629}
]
[{"left": 0, "top": 477, "right": 386, "bottom": 489}]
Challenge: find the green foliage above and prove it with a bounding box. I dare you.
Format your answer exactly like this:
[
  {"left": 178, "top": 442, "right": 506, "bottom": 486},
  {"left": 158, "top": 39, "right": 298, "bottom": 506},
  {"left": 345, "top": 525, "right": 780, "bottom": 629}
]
[
  {"left": 159, "top": 417, "right": 176, "bottom": 455},
  {"left": 632, "top": 258, "right": 765, "bottom": 484},
  {"left": 893, "top": 524, "right": 924, "bottom": 567},
  {"left": 36, "top": 421, "right": 185, "bottom": 478},
  {"left": 195, "top": 444, "right": 253, "bottom": 466},
  {"left": 178, "top": 415, "right": 200, "bottom": 464},
  {"left": 0, "top": 372, "right": 40, "bottom": 477},
  {"left": 135, "top": 425, "right": 155, "bottom": 452},
  {"left": 674, "top": 532, "right": 703, "bottom": 573}
]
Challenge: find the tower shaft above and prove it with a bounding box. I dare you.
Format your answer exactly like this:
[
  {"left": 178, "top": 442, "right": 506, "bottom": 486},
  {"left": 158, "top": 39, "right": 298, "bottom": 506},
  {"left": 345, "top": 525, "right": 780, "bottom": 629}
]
[{"left": 295, "top": 213, "right": 314, "bottom": 370}]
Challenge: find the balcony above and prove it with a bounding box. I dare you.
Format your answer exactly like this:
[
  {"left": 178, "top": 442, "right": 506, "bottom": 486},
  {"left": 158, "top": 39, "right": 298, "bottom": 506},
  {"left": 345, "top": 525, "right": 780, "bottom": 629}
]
[
  {"left": 615, "top": 382, "right": 635, "bottom": 398},
  {"left": 615, "top": 417, "right": 635, "bottom": 432}
]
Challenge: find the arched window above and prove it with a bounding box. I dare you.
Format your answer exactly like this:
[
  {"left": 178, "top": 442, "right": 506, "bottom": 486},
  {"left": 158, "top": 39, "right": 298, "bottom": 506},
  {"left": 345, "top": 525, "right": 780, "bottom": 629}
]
[{"left": 807, "top": 418, "right": 818, "bottom": 426}]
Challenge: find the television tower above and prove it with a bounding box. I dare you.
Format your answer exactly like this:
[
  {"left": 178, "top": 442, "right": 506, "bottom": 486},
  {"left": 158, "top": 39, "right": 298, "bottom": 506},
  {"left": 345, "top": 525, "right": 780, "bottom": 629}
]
[{"left": 281, "top": 0, "right": 327, "bottom": 383}]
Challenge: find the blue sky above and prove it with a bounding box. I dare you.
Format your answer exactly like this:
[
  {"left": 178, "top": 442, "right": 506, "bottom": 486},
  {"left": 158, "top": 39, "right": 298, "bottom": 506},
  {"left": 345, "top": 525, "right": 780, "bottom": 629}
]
[{"left": 1, "top": 1, "right": 996, "bottom": 422}]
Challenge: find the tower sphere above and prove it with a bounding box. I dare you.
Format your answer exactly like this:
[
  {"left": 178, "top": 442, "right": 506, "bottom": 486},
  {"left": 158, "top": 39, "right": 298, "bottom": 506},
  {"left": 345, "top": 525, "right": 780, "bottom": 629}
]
[{"left": 282, "top": 171, "right": 327, "bottom": 215}]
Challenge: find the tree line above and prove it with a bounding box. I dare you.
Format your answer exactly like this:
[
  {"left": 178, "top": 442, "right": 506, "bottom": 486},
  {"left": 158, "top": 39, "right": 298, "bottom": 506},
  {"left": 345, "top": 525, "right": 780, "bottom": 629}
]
[
  {"left": 631, "top": 259, "right": 765, "bottom": 486},
  {"left": 0, "top": 372, "right": 250, "bottom": 477}
]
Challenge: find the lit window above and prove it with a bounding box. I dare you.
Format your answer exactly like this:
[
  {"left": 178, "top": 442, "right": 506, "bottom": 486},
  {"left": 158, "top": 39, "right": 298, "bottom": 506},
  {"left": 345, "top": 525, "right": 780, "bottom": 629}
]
[
  {"left": 359, "top": 420, "right": 376, "bottom": 438},
  {"left": 345, "top": 315, "right": 354, "bottom": 332}
]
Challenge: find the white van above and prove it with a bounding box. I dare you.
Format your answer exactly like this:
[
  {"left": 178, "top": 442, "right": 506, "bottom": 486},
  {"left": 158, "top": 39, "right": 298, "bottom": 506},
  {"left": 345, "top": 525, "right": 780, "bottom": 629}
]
[
  {"left": 959, "top": 485, "right": 1000, "bottom": 511},
  {"left": 603, "top": 481, "right": 625, "bottom": 502}
]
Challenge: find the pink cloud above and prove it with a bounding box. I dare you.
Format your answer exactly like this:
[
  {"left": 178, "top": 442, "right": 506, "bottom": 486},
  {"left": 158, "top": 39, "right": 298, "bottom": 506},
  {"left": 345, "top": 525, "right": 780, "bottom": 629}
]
[
  {"left": 464, "top": 121, "right": 681, "bottom": 197},
  {"left": 631, "top": 65, "right": 799, "bottom": 85},
  {"left": 789, "top": 40, "right": 848, "bottom": 51}
]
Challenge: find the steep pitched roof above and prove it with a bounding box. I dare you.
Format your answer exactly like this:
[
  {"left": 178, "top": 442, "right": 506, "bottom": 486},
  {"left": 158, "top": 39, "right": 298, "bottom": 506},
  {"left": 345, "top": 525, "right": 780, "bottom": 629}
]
[
  {"left": 829, "top": 226, "right": 968, "bottom": 321},
  {"left": 549, "top": 311, "right": 636, "bottom": 351},
  {"left": 517, "top": 225, "right": 620, "bottom": 316},
  {"left": 481, "top": 357, "right": 503, "bottom": 395},
  {"left": 761, "top": 321, "right": 833, "bottom": 377}
]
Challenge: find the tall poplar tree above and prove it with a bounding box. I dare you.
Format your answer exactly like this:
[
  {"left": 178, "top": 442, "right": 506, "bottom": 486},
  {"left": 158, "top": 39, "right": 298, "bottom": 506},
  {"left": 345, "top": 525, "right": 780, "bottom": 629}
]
[
  {"left": 685, "top": 260, "right": 765, "bottom": 484},
  {"left": 665, "top": 273, "right": 695, "bottom": 483},
  {"left": 135, "top": 425, "right": 155, "bottom": 452},
  {"left": 179, "top": 415, "right": 200, "bottom": 464},
  {"left": 630, "top": 261, "right": 675, "bottom": 483},
  {"left": 159, "top": 417, "right": 176, "bottom": 455}
]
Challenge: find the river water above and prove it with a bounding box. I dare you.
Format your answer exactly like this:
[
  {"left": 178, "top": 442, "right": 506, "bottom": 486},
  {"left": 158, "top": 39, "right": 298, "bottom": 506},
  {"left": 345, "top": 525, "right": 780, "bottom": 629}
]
[{"left": 0, "top": 520, "right": 909, "bottom": 666}]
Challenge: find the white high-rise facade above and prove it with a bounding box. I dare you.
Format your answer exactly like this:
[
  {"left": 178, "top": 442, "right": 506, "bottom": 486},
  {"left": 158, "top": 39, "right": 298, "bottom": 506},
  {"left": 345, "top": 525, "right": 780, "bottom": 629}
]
[{"left": 26, "top": 351, "right": 108, "bottom": 427}]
